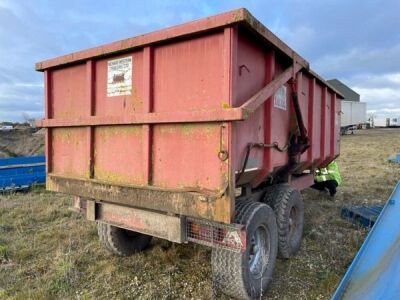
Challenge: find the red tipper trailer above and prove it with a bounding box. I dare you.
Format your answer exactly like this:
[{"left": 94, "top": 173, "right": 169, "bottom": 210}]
[{"left": 36, "top": 8, "right": 342, "bottom": 299}]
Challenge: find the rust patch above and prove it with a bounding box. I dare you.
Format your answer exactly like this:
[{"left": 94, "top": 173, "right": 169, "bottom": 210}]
[
  {"left": 97, "top": 125, "right": 142, "bottom": 138},
  {"left": 94, "top": 167, "right": 144, "bottom": 185},
  {"left": 158, "top": 123, "right": 217, "bottom": 138},
  {"left": 214, "top": 193, "right": 233, "bottom": 224},
  {"left": 130, "top": 86, "right": 143, "bottom": 112},
  {"left": 53, "top": 128, "right": 72, "bottom": 142},
  {"left": 46, "top": 174, "right": 233, "bottom": 223},
  {"left": 221, "top": 102, "right": 230, "bottom": 109},
  {"left": 232, "top": 9, "right": 245, "bottom": 23},
  {"left": 97, "top": 202, "right": 184, "bottom": 243}
]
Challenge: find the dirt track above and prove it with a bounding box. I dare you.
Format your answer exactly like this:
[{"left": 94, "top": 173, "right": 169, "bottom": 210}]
[
  {"left": 0, "top": 128, "right": 44, "bottom": 158},
  {"left": 0, "top": 128, "right": 400, "bottom": 299}
]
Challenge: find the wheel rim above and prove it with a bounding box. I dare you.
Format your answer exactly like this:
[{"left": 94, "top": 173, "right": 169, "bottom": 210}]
[{"left": 248, "top": 225, "right": 270, "bottom": 279}]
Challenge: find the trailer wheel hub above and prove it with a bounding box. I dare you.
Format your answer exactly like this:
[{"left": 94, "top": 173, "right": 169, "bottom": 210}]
[{"left": 249, "top": 224, "right": 270, "bottom": 279}]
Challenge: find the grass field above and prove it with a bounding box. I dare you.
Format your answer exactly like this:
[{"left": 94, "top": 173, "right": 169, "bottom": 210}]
[{"left": 1, "top": 128, "right": 400, "bottom": 299}]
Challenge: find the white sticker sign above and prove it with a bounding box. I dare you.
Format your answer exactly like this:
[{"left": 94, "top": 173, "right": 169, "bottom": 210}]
[
  {"left": 107, "top": 56, "right": 132, "bottom": 97},
  {"left": 273, "top": 86, "right": 287, "bottom": 110}
]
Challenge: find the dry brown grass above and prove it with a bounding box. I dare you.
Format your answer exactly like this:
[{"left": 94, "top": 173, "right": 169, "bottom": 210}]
[
  {"left": 1, "top": 128, "right": 400, "bottom": 299},
  {"left": 0, "top": 129, "right": 44, "bottom": 158}
]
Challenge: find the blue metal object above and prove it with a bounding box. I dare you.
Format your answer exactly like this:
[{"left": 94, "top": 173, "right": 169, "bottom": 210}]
[
  {"left": 0, "top": 155, "right": 45, "bottom": 190},
  {"left": 332, "top": 182, "right": 400, "bottom": 300},
  {"left": 387, "top": 153, "right": 400, "bottom": 163},
  {"left": 341, "top": 205, "right": 384, "bottom": 228}
]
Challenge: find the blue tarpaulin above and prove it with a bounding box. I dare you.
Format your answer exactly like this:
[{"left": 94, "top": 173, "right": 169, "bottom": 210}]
[{"left": 332, "top": 182, "right": 400, "bottom": 299}]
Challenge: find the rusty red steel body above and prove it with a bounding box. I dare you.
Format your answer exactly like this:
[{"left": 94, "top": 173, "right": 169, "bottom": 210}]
[{"left": 36, "top": 8, "right": 342, "bottom": 227}]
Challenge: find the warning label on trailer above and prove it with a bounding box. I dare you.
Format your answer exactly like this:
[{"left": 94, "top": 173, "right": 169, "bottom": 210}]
[
  {"left": 107, "top": 56, "right": 132, "bottom": 97},
  {"left": 273, "top": 86, "right": 287, "bottom": 110}
]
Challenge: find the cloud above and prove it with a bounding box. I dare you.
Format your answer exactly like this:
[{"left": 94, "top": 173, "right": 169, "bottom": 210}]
[
  {"left": 314, "top": 44, "right": 400, "bottom": 78},
  {"left": 275, "top": 25, "right": 316, "bottom": 56},
  {"left": 350, "top": 73, "right": 400, "bottom": 90},
  {"left": 352, "top": 86, "right": 400, "bottom": 116},
  {"left": 346, "top": 72, "right": 400, "bottom": 117},
  {"left": 0, "top": 0, "right": 399, "bottom": 121}
]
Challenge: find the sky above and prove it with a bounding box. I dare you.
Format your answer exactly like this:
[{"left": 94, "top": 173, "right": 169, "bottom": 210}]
[{"left": 0, "top": 0, "right": 399, "bottom": 122}]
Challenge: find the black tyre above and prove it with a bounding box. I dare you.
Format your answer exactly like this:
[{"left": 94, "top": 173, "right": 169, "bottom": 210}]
[
  {"left": 263, "top": 184, "right": 304, "bottom": 258},
  {"left": 212, "top": 200, "right": 278, "bottom": 299},
  {"left": 97, "top": 222, "right": 152, "bottom": 256}
]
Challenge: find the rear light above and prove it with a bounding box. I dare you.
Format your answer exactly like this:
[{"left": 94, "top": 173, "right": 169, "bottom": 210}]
[{"left": 186, "top": 217, "right": 246, "bottom": 252}]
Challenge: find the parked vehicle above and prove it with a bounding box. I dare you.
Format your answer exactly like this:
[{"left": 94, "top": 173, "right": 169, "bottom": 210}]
[
  {"left": 340, "top": 101, "right": 367, "bottom": 134},
  {"left": 36, "top": 8, "right": 342, "bottom": 299},
  {"left": 373, "top": 117, "right": 400, "bottom": 128},
  {"left": 0, "top": 125, "right": 14, "bottom": 131}
]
